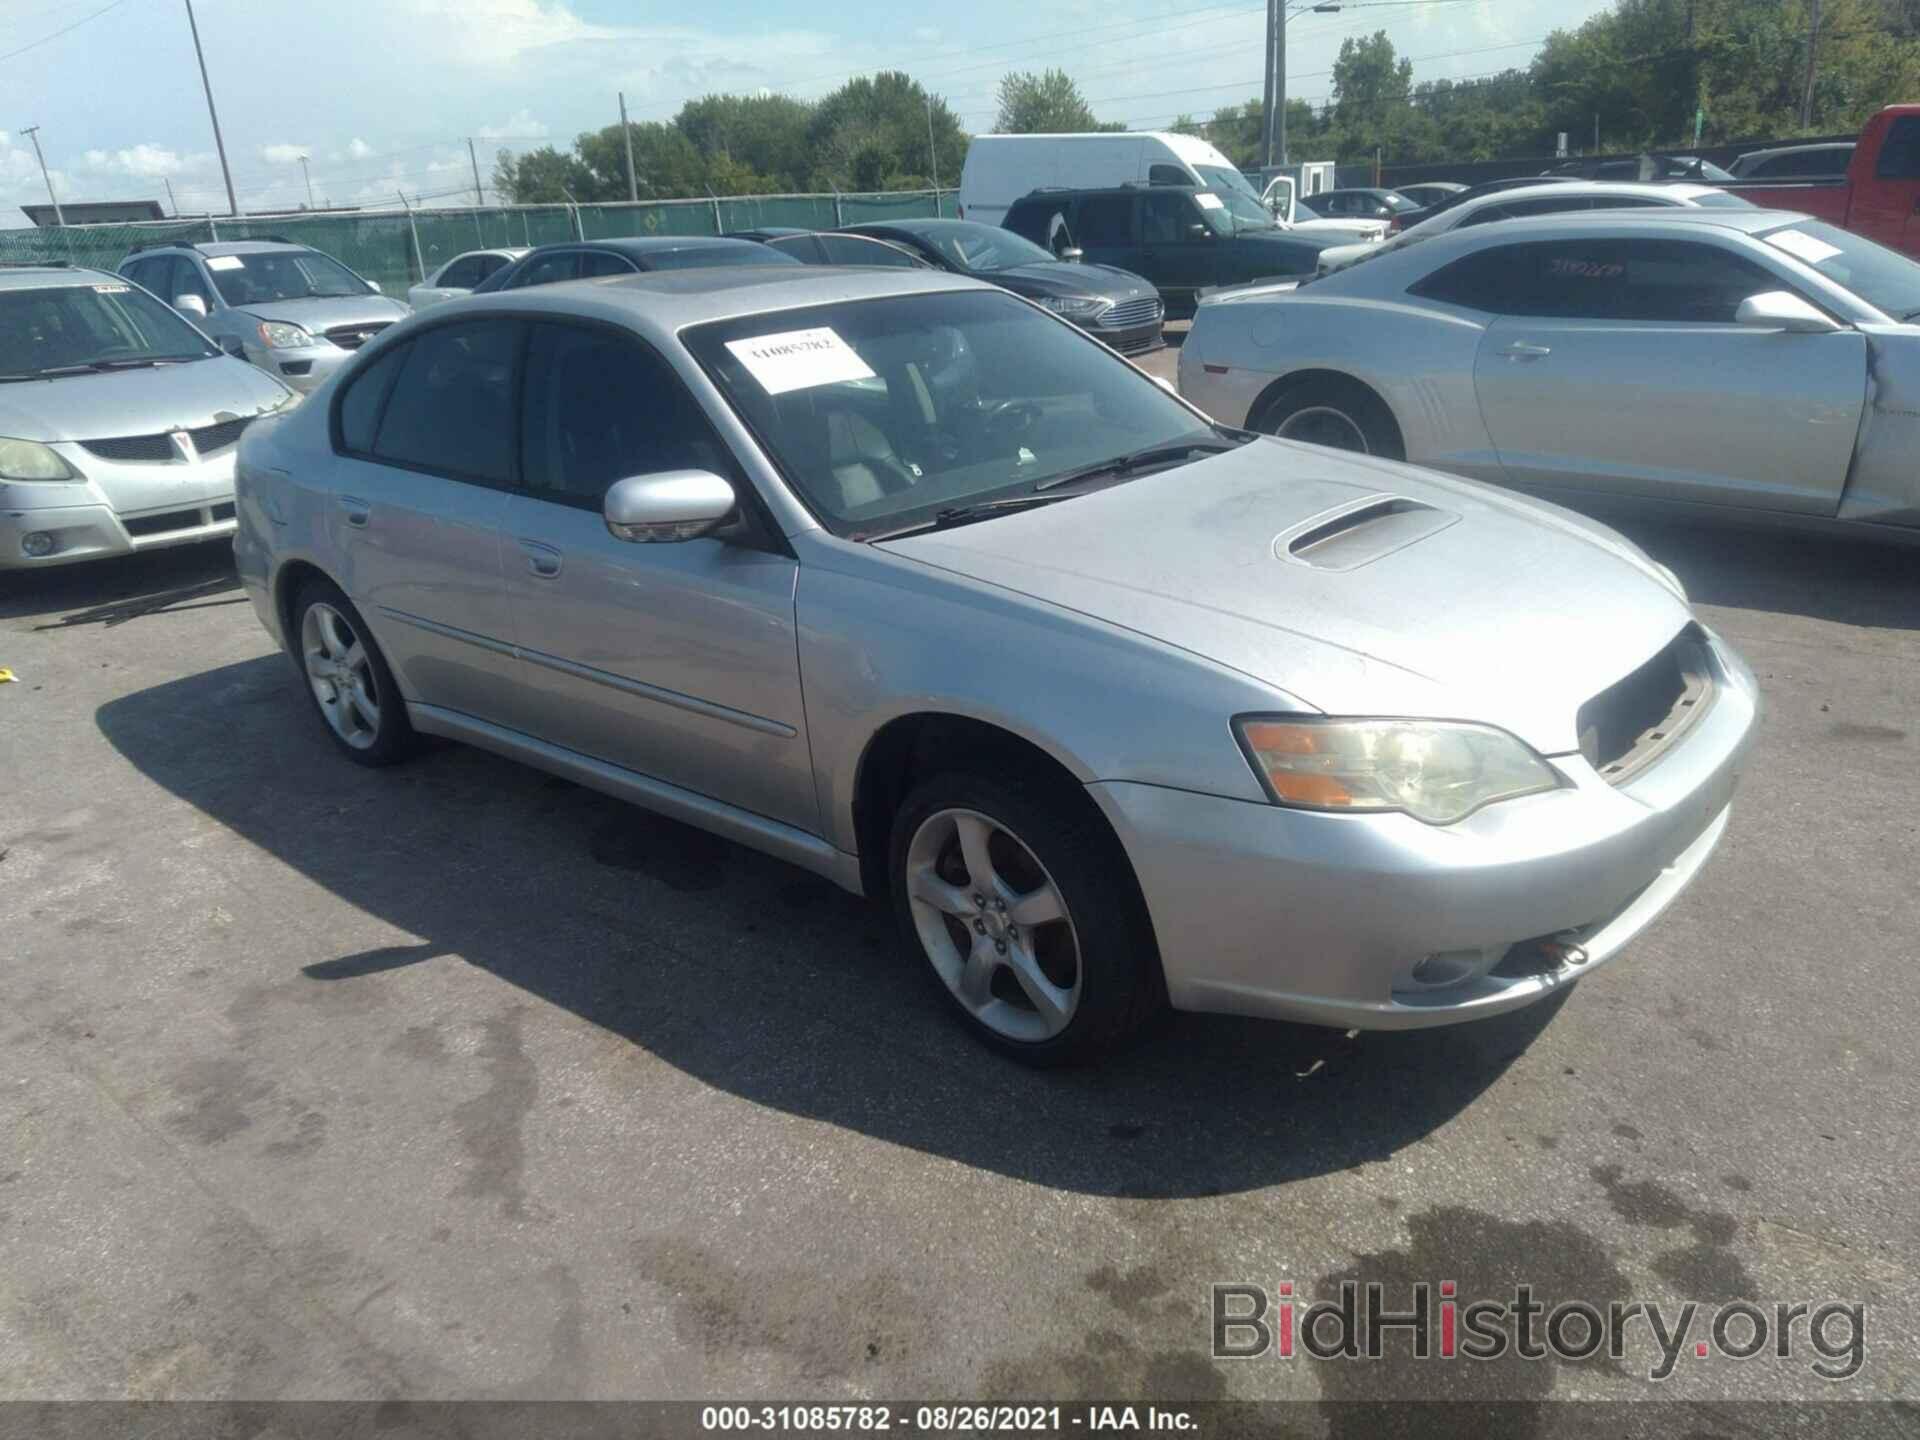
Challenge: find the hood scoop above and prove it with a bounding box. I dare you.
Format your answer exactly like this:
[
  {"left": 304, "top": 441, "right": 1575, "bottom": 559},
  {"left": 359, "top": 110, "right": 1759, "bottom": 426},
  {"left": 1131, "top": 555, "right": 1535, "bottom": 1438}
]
[{"left": 1276, "top": 494, "right": 1459, "bottom": 572}]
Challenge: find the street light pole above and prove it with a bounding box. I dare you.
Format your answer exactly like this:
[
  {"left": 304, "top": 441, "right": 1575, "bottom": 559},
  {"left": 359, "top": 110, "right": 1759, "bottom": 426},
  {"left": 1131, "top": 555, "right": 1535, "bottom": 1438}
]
[
  {"left": 182, "top": 0, "right": 238, "bottom": 216},
  {"left": 1265, "top": 3, "right": 1341, "bottom": 172},
  {"left": 20, "top": 125, "right": 63, "bottom": 225},
  {"left": 618, "top": 92, "right": 638, "bottom": 202},
  {"left": 298, "top": 154, "right": 314, "bottom": 209},
  {"left": 927, "top": 95, "right": 940, "bottom": 191}
]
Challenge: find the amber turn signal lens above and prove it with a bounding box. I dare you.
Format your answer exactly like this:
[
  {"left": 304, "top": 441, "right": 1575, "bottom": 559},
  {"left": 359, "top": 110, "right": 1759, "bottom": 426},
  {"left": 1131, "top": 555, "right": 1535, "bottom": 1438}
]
[
  {"left": 1241, "top": 721, "right": 1320, "bottom": 755},
  {"left": 1265, "top": 772, "right": 1355, "bottom": 807}
]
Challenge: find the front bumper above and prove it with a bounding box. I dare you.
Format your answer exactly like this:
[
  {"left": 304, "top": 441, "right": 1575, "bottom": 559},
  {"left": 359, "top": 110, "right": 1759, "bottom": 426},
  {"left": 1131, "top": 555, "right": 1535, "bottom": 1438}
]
[
  {"left": 1089, "top": 627, "right": 1758, "bottom": 1030},
  {"left": 0, "top": 449, "right": 240, "bottom": 570},
  {"left": 1086, "top": 313, "right": 1165, "bottom": 357},
  {"left": 247, "top": 341, "right": 351, "bottom": 394}
]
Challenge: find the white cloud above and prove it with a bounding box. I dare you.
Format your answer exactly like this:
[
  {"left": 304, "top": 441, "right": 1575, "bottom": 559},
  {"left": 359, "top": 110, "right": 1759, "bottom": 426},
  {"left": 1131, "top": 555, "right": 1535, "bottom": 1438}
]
[
  {"left": 81, "top": 143, "right": 209, "bottom": 178},
  {"left": 476, "top": 109, "right": 548, "bottom": 141},
  {"left": 259, "top": 143, "right": 309, "bottom": 165},
  {"left": 347, "top": 137, "right": 374, "bottom": 159}
]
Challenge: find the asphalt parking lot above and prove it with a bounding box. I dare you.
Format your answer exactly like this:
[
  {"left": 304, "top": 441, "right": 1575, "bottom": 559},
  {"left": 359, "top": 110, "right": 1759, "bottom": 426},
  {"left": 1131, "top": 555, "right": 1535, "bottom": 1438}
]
[{"left": 3, "top": 397, "right": 1918, "bottom": 1412}]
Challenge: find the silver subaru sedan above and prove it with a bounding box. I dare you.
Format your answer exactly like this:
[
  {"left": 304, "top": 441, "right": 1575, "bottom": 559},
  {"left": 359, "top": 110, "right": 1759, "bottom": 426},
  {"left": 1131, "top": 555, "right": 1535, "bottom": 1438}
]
[
  {"left": 2, "top": 263, "right": 298, "bottom": 569},
  {"left": 233, "top": 265, "right": 1757, "bottom": 1065}
]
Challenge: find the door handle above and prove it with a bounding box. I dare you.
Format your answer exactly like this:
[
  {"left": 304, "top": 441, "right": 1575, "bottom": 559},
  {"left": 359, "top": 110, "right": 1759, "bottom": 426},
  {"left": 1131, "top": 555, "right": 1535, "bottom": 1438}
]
[
  {"left": 338, "top": 494, "right": 370, "bottom": 527},
  {"left": 1498, "top": 341, "right": 1552, "bottom": 361},
  {"left": 517, "top": 538, "right": 563, "bottom": 579}
]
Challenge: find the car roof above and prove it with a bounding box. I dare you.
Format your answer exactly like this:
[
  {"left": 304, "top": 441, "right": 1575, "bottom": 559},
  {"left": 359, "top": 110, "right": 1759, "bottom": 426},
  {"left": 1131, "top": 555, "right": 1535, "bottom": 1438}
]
[
  {"left": 1462, "top": 180, "right": 1722, "bottom": 206},
  {"left": 528, "top": 235, "right": 769, "bottom": 255},
  {"left": 1735, "top": 142, "right": 1853, "bottom": 161},
  {"left": 0, "top": 263, "right": 121, "bottom": 291},
  {"left": 445, "top": 264, "right": 991, "bottom": 334},
  {"left": 1435, "top": 207, "right": 1808, "bottom": 242}
]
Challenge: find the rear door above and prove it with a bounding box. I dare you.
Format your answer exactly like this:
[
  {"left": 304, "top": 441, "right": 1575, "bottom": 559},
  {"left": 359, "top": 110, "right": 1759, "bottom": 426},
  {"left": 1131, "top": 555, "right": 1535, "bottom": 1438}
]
[
  {"left": 1852, "top": 114, "right": 1920, "bottom": 256},
  {"left": 505, "top": 249, "right": 583, "bottom": 289},
  {"left": 1069, "top": 193, "right": 1141, "bottom": 272},
  {"left": 1458, "top": 236, "right": 1866, "bottom": 515},
  {"left": 328, "top": 317, "right": 522, "bottom": 722},
  {"left": 498, "top": 320, "right": 815, "bottom": 830},
  {"left": 1139, "top": 190, "right": 1218, "bottom": 310}
]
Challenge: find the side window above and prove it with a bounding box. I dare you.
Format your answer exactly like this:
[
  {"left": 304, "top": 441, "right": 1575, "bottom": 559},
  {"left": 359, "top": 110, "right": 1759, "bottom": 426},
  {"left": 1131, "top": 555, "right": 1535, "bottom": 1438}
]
[
  {"left": 437, "top": 256, "right": 483, "bottom": 289},
  {"left": 766, "top": 234, "right": 827, "bottom": 263},
  {"left": 169, "top": 256, "right": 214, "bottom": 307},
  {"left": 519, "top": 323, "right": 732, "bottom": 509},
  {"left": 1876, "top": 116, "right": 1920, "bottom": 180},
  {"left": 334, "top": 342, "right": 411, "bottom": 454},
  {"left": 1142, "top": 191, "right": 1193, "bottom": 243},
  {"left": 471, "top": 253, "right": 511, "bottom": 282},
  {"left": 578, "top": 250, "right": 637, "bottom": 278},
  {"left": 1075, "top": 195, "right": 1133, "bottom": 247},
  {"left": 1457, "top": 204, "right": 1513, "bottom": 228},
  {"left": 509, "top": 251, "right": 580, "bottom": 288},
  {"left": 1002, "top": 203, "right": 1050, "bottom": 245},
  {"left": 371, "top": 319, "right": 520, "bottom": 482},
  {"left": 1409, "top": 246, "right": 1518, "bottom": 311},
  {"left": 1148, "top": 164, "right": 1189, "bottom": 186},
  {"left": 1526, "top": 239, "right": 1779, "bottom": 322}
]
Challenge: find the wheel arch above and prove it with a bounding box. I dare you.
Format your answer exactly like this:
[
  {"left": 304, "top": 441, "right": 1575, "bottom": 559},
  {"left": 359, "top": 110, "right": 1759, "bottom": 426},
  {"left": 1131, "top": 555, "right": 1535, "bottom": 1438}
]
[
  {"left": 271, "top": 557, "right": 332, "bottom": 648},
  {"left": 1245, "top": 366, "right": 1406, "bottom": 456}
]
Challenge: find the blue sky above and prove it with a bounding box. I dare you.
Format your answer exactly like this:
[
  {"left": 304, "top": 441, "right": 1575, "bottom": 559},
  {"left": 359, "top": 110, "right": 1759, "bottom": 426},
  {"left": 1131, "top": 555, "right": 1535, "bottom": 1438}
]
[{"left": 2, "top": 0, "right": 1616, "bottom": 220}]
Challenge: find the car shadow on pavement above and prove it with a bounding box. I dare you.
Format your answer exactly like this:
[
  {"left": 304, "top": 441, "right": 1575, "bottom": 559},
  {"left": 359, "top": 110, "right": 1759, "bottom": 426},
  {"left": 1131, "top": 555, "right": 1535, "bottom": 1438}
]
[
  {"left": 1579, "top": 514, "right": 1920, "bottom": 633},
  {"left": 98, "top": 654, "right": 1564, "bottom": 1200},
  {"left": 0, "top": 542, "right": 241, "bottom": 627}
]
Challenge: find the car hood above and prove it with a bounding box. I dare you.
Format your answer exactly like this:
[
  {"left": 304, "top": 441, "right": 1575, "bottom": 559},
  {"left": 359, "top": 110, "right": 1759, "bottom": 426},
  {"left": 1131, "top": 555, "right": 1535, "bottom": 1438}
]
[
  {"left": 987, "top": 262, "right": 1156, "bottom": 303},
  {"left": 0, "top": 356, "right": 292, "bottom": 442},
  {"left": 879, "top": 441, "right": 1692, "bottom": 755},
  {"left": 237, "top": 293, "right": 411, "bottom": 329}
]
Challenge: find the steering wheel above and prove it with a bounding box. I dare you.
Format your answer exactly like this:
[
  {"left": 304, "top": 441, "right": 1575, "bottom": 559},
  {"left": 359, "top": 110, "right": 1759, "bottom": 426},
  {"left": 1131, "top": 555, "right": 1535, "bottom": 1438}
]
[{"left": 982, "top": 398, "right": 1041, "bottom": 434}]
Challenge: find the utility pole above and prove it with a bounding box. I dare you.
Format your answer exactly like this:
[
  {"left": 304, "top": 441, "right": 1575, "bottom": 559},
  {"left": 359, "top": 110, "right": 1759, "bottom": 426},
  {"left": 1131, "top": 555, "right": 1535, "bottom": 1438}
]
[
  {"left": 1801, "top": 0, "right": 1821, "bottom": 129},
  {"left": 20, "top": 125, "right": 63, "bottom": 225},
  {"left": 618, "top": 92, "right": 638, "bottom": 202},
  {"left": 1263, "top": 3, "right": 1340, "bottom": 172},
  {"left": 298, "top": 154, "right": 314, "bottom": 209},
  {"left": 164, "top": 177, "right": 179, "bottom": 217},
  {"left": 926, "top": 95, "right": 940, "bottom": 190},
  {"left": 467, "top": 137, "right": 485, "bottom": 206},
  {"left": 183, "top": 0, "right": 238, "bottom": 215}
]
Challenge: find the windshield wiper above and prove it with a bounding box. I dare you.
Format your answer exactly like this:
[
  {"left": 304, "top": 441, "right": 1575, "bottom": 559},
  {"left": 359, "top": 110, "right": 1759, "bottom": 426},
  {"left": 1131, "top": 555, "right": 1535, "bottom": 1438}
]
[
  {"left": 0, "top": 364, "right": 96, "bottom": 381},
  {"left": 857, "top": 493, "right": 1075, "bottom": 541},
  {"left": 1033, "top": 435, "right": 1245, "bottom": 492},
  {"left": 85, "top": 354, "right": 207, "bottom": 370}
]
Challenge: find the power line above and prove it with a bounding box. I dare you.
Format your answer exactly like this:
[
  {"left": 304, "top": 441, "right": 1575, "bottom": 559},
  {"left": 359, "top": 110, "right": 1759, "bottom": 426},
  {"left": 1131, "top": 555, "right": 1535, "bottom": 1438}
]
[{"left": 0, "top": 0, "right": 133, "bottom": 63}]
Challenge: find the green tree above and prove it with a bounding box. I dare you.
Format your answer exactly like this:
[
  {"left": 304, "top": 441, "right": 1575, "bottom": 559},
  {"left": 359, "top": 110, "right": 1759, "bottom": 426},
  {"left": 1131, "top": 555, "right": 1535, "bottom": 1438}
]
[
  {"left": 809, "top": 71, "right": 967, "bottom": 189},
  {"left": 491, "top": 145, "right": 595, "bottom": 203},
  {"left": 993, "top": 69, "right": 1123, "bottom": 133}
]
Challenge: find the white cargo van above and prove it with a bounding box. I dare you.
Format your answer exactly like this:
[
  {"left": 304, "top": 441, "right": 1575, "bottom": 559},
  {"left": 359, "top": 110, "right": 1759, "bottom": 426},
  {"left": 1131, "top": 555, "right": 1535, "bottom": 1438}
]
[{"left": 957, "top": 132, "right": 1260, "bottom": 227}]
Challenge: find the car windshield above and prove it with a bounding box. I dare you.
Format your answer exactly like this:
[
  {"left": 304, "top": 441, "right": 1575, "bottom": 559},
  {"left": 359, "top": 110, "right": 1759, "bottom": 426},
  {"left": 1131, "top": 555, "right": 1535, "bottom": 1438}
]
[
  {"left": 1208, "top": 187, "right": 1278, "bottom": 232},
  {"left": 1194, "top": 163, "right": 1264, "bottom": 204},
  {"left": 898, "top": 223, "right": 1052, "bottom": 274},
  {"left": 1379, "top": 191, "right": 1422, "bottom": 214},
  {"left": 205, "top": 249, "right": 370, "bottom": 304},
  {"left": 643, "top": 245, "right": 804, "bottom": 270},
  {"left": 684, "top": 290, "right": 1224, "bottom": 538},
  {"left": 0, "top": 280, "right": 217, "bottom": 377},
  {"left": 1762, "top": 220, "right": 1920, "bottom": 322}
]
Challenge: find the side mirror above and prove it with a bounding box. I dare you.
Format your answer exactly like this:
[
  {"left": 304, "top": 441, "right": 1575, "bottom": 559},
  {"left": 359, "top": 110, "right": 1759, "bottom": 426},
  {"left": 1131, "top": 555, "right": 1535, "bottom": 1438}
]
[
  {"left": 219, "top": 335, "right": 246, "bottom": 358},
  {"left": 366, "top": 280, "right": 383, "bottom": 294},
  {"left": 1187, "top": 224, "right": 1213, "bottom": 240},
  {"left": 1735, "top": 291, "right": 1841, "bottom": 334},
  {"left": 174, "top": 294, "right": 208, "bottom": 319},
  {"left": 1060, "top": 247, "right": 1084, "bottom": 263},
  {"left": 1151, "top": 375, "right": 1178, "bottom": 396},
  {"left": 604, "top": 470, "right": 737, "bottom": 543}
]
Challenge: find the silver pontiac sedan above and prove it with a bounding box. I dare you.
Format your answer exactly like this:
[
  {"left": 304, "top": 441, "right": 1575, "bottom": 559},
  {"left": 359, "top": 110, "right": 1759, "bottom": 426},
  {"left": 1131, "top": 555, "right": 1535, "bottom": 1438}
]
[{"left": 234, "top": 265, "right": 1757, "bottom": 1065}]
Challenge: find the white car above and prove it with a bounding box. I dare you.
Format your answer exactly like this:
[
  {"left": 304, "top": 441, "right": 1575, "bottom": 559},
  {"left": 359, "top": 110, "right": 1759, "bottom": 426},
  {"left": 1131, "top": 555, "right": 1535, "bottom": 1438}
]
[
  {"left": 1259, "top": 175, "right": 1388, "bottom": 245},
  {"left": 1312, "top": 182, "right": 1751, "bottom": 275},
  {"left": 405, "top": 248, "right": 529, "bottom": 311},
  {"left": 1177, "top": 209, "right": 1920, "bottom": 537}
]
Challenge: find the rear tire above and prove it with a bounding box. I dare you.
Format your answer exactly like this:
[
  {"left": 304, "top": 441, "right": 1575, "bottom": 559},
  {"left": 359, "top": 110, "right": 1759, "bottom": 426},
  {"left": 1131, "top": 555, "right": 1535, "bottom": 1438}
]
[
  {"left": 289, "top": 576, "right": 418, "bottom": 767},
  {"left": 889, "top": 770, "right": 1165, "bottom": 1066},
  {"left": 1253, "top": 375, "right": 1404, "bottom": 460}
]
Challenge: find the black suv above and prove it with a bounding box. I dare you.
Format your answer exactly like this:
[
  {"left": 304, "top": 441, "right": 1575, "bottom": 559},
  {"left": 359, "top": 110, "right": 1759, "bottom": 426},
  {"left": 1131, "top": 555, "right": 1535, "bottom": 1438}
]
[{"left": 1002, "top": 185, "right": 1333, "bottom": 317}]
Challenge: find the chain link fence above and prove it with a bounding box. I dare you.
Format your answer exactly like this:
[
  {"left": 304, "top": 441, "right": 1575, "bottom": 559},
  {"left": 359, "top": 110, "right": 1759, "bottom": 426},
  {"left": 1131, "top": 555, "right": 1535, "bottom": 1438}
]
[{"left": 0, "top": 190, "right": 957, "bottom": 296}]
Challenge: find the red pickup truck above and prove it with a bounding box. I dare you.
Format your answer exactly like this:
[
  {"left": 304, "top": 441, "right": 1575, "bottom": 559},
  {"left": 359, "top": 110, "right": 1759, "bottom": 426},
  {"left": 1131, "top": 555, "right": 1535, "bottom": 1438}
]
[{"left": 1725, "top": 105, "right": 1920, "bottom": 259}]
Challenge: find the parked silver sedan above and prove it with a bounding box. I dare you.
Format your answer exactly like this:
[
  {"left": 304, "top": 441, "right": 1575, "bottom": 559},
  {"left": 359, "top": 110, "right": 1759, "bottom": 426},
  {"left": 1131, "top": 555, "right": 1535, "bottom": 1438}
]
[
  {"left": 234, "top": 266, "right": 1756, "bottom": 1063},
  {"left": 2, "top": 263, "right": 297, "bottom": 569},
  {"left": 1181, "top": 210, "right": 1920, "bottom": 537},
  {"left": 406, "top": 247, "right": 529, "bottom": 311}
]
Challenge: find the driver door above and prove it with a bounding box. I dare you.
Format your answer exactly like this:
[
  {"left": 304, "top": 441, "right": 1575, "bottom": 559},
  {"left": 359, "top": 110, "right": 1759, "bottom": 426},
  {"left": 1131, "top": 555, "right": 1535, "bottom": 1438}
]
[
  {"left": 1139, "top": 191, "right": 1218, "bottom": 312},
  {"left": 497, "top": 320, "right": 816, "bottom": 832}
]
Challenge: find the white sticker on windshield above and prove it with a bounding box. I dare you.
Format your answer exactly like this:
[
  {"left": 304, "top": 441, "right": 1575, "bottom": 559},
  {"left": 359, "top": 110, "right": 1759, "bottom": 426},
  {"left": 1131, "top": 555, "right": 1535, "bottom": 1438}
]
[
  {"left": 1195, "top": 193, "right": 1225, "bottom": 211},
  {"left": 725, "top": 326, "right": 876, "bottom": 396},
  {"left": 1766, "top": 228, "right": 1842, "bottom": 265},
  {"left": 205, "top": 255, "right": 245, "bottom": 271}
]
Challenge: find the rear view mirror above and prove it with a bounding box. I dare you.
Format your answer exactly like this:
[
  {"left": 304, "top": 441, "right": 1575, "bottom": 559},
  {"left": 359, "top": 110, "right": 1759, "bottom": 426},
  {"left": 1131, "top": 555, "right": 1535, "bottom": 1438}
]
[
  {"left": 174, "top": 294, "right": 208, "bottom": 319},
  {"left": 1735, "top": 291, "right": 1841, "bottom": 334},
  {"left": 604, "top": 470, "right": 737, "bottom": 543}
]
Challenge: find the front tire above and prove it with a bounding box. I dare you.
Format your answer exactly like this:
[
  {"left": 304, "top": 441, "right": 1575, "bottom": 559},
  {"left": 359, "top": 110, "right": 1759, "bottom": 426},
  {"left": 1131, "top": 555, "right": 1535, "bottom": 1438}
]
[
  {"left": 889, "top": 772, "right": 1165, "bottom": 1066},
  {"left": 290, "top": 576, "right": 417, "bottom": 767},
  {"left": 1254, "top": 375, "right": 1404, "bottom": 459}
]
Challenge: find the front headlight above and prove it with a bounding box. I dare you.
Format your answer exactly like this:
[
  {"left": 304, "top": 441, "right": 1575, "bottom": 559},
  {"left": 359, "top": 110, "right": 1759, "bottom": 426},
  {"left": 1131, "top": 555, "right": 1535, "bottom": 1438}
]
[
  {"left": 1234, "top": 716, "right": 1561, "bottom": 825},
  {"left": 1040, "top": 295, "right": 1109, "bottom": 320},
  {"left": 257, "top": 320, "right": 320, "bottom": 349},
  {"left": 0, "top": 437, "right": 81, "bottom": 482}
]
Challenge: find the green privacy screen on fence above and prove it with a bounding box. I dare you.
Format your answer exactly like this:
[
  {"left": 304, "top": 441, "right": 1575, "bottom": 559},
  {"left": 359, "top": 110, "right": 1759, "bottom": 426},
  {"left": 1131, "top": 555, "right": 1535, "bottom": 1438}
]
[{"left": 0, "top": 190, "right": 957, "bottom": 297}]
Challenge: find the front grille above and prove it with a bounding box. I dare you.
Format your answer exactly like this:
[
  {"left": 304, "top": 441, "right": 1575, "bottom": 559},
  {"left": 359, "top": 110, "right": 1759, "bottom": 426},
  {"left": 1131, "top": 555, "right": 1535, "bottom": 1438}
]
[
  {"left": 1575, "top": 626, "right": 1715, "bottom": 784},
  {"left": 324, "top": 321, "right": 392, "bottom": 351},
  {"left": 210, "top": 501, "right": 236, "bottom": 521},
  {"left": 1110, "top": 331, "right": 1163, "bottom": 355},
  {"left": 82, "top": 433, "right": 175, "bottom": 463},
  {"left": 1099, "top": 296, "right": 1164, "bottom": 331},
  {"left": 188, "top": 417, "right": 250, "bottom": 454},
  {"left": 124, "top": 508, "right": 206, "bottom": 537}
]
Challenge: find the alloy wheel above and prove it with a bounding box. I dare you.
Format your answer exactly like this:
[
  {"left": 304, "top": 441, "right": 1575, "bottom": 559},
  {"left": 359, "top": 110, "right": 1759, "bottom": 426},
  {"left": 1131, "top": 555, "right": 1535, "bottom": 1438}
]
[
  {"left": 904, "top": 807, "right": 1082, "bottom": 1042},
  {"left": 301, "top": 601, "right": 381, "bottom": 750}
]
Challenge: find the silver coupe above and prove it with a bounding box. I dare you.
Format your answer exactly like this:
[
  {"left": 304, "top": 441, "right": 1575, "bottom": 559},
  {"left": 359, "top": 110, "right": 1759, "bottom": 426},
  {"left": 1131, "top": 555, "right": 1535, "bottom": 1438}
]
[
  {"left": 1179, "top": 210, "right": 1920, "bottom": 538},
  {"left": 234, "top": 265, "right": 1756, "bottom": 1064}
]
